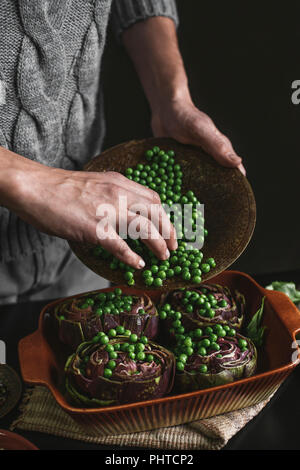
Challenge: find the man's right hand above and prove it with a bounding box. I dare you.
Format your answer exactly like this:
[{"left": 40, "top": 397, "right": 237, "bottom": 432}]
[{"left": 0, "top": 147, "right": 177, "bottom": 269}]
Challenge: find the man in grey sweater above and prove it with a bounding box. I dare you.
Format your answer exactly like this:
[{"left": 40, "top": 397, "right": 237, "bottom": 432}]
[{"left": 0, "top": 0, "right": 244, "bottom": 304}]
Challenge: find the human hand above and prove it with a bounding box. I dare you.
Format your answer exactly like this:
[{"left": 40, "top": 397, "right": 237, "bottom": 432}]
[
  {"left": 151, "top": 96, "right": 246, "bottom": 175},
  {"left": 9, "top": 164, "right": 177, "bottom": 269}
]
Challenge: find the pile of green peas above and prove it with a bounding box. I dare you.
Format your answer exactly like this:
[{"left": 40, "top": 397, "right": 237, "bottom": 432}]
[
  {"left": 74, "top": 288, "right": 146, "bottom": 318},
  {"left": 158, "top": 301, "right": 248, "bottom": 373},
  {"left": 171, "top": 287, "right": 228, "bottom": 319},
  {"left": 93, "top": 146, "right": 216, "bottom": 287},
  {"left": 89, "top": 330, "right": 153, "bottom": 378}
]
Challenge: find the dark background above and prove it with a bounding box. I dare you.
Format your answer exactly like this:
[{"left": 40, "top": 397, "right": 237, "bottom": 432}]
[{"left": 102, "top": 1, "right": 300, "bottom": 277}]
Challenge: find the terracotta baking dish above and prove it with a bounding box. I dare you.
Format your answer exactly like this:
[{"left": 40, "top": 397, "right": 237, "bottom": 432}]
[{"left": 18, "top": 270, "right": 300, "bottom": 436}]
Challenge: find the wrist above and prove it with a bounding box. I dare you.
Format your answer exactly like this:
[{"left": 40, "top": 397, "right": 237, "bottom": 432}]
[
  {"left": 150, "top": 80, "right": 192, "bottom": 115},
  {"left": 0, "top": 147, "right": 47, "bottom": 211}
]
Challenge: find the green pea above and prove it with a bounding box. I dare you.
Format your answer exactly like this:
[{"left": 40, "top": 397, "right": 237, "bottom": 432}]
[
  {"left": 159, "top": 311, "right": 167, "bottom": 320},
  {"left": 194, "top": 328, "right": 203, "bottom": 338},
  {"left": 210, "top": 342, "right": 220, "bottom": 351},
  {"left": 198, "top": 347, "right": 207, "bottom": 356},
  {"left": 179, "top": 354, "right": 188, "bottom": 363},
  {"left": 201, "top": 338, "right": 211, "bottom": 348},
  {"left": 108, "top": 329, "right": 117, "bottom": 338},
  {"left": 124, "top": 272, "right": 133, "bottom": 281},
  {"left": 130, "top": 333, "right": 138, "bottom": 343},
  {"left": 142, "top": 269, "right": 152, "bottom": 278},
  {"left": 135, "top": 343, "right": 145, "bottom": 353},
  {"left": 174, "top": 266, "right": 182, "bottom": 275},
  {"left": 201, "top": 263, "right": 211, "bottom": 273},
  {"left": 105, "top": 344, "right": 115, "bottom": 353},
  {"left": 109, "top": 351, "right": 118, "bottom": 359},
  {"left": 182, "top": 271, "right": 191, "bottom": 281},
  {"left": 198, "top": 364, "right": 208, "bottom": 373},
  {"left": 163, "top": 304, "right": 172, "bottom": 312},
  {"left": 137, "top": 351, "right": 146, "bottom": 361},
  {"left": 207, "top": 309, "right": 215, "bottom": 319},
  {"left": 218, "top": 329, "right": 227, "bottom": 338},
  {"left": 209, "top": 334, "right": 218, "bottom": 342},
  {"left": 192, "top": 275, "right": 202, "bottom": 284},
  {"left": 238, "top": 338, "right": 248, "bottom": 348},
  {"left": 100, "top": 335, "right": 109, "bottom": 345},
  {"left": 176, "top": 361, "right": 185, "bottom": 371},
  {"left": 150, "top": 265, "right": 159, "bottom": 274},
  {"left": 103, "top": 368, "right": 112, "bottom": 378},
  {"left": 184, "top": 337, "right": 193, "bottom": 347},
  {"left": 219, "top": 299, "right": 228, "bottom": 308},
  {"left": 116, "top": 325, "right": 125, "bottom": 335},
  {"left": 147, "top": 354, "right": 154, "bottom": 362},
  {"left": 95, "top": 308, "right": 103, "bottom": 316},
  {"left": 153, "top": 278, "right": 163, "bottom": 287},
  {"left": 144, "top": 276, "right": 154, "bottom": 286},
  {"left": 107, "top": 360, "right": 116, "bottom": 370},
  {"left": 158, "top": 271, "right": 167, "bottom": 280},
  {"left": 128, "top": 352, "right": 136, "bottom": 360},
  {"left": 185, "top": 346, "right": 194, "bottom": 356},
  {"left": 121, "top": 342, "right": 130, "bottom": 351},
  {"left": 173, "top": 319, "right": 182, "bottom": 329}
]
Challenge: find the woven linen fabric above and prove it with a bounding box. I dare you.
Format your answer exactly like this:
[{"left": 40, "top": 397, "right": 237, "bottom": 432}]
[
  {"left": 11, "top": 385, "right": 277, "bottom": 450},
  {"left": 0, "top": 0, "right": 178, "bottom": 262}
]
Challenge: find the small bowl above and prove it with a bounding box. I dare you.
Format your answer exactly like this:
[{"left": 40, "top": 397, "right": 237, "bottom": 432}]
[
  {"left": 69, "top": 137, "right": 256, "bottom": 289},
  {"left": 0, "top": 430, "right": 38, "bottom": 450},
  {"left": 18, "top": 271, "right": 300, "bottom": 436}
]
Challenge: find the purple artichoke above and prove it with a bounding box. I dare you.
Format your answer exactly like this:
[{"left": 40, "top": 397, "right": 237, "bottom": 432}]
[
  {"left": 160, "top": 284, "right": 245, "bottom": 333},
  {"left": 174, "top": 331, "right": 257, "bottom": 392},
  {"left": 65, "top": 337, "right": 175, "bottom": 406},
  {"left": 54, "top": 289, "right": 158, "bottom": 349}
]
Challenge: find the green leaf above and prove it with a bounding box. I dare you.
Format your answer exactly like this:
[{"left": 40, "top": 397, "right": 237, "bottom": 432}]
[
  {"left": 245, "top": 297, "right": 266, "bottom": 347},
  {"left": 265, "top": 282, "right": 300, "bottom": 308}
]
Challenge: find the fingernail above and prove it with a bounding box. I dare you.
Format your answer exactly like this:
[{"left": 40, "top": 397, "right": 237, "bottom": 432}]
[
  {"left": 165, "top": 249, "right": 170, "bottom": 259},
  {"left": 138, "top": 259, "right": 145, "bottom": 268},
  {"left": 238, "top": 164, "right": 246, "bottom": 176}
]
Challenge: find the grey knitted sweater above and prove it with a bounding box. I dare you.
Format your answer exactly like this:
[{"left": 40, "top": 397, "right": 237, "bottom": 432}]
[{"left": 0, "top": 0, "right": 178, "bottom": 262}]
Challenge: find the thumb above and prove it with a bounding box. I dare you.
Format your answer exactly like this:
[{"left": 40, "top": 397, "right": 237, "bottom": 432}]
[
  {"left": 192, "top": 118, "right": 242, "bottom": 168},
  {"left": 200, "top": 131, "right": 242, "bottom": 168}
]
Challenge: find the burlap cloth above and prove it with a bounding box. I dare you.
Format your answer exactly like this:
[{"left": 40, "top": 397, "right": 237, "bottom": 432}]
[{"left": 10, "top": 385, "right": 278, "bottom": 450}]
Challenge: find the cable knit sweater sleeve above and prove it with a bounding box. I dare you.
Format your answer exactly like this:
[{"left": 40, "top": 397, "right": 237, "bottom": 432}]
[{"left": 111, "top": 0, "right": 179, "bottom": 38}]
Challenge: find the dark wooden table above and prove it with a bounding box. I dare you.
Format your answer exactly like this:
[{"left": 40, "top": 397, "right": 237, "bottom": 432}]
[{"left": 0, "top": 270, "right": 300, "bottom": 450}]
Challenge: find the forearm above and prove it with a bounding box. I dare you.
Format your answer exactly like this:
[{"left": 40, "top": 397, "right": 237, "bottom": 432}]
[
  {"left": 122, "top": 17, "right": 191, "bottom": 113},
  {"left": 122, "top": 16, "right": 244, "bottom": 171},
  {"left": 0, "top": 147, "right": 55, "bottom": 213},
  {"left": 0, "top": 146, "right": 38, "bottom": 210}
]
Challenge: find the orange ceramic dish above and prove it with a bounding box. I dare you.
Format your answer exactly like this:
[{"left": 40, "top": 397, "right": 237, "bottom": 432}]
[{"left": 18, "top": 271, "right": 300, "bottom": 436}]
